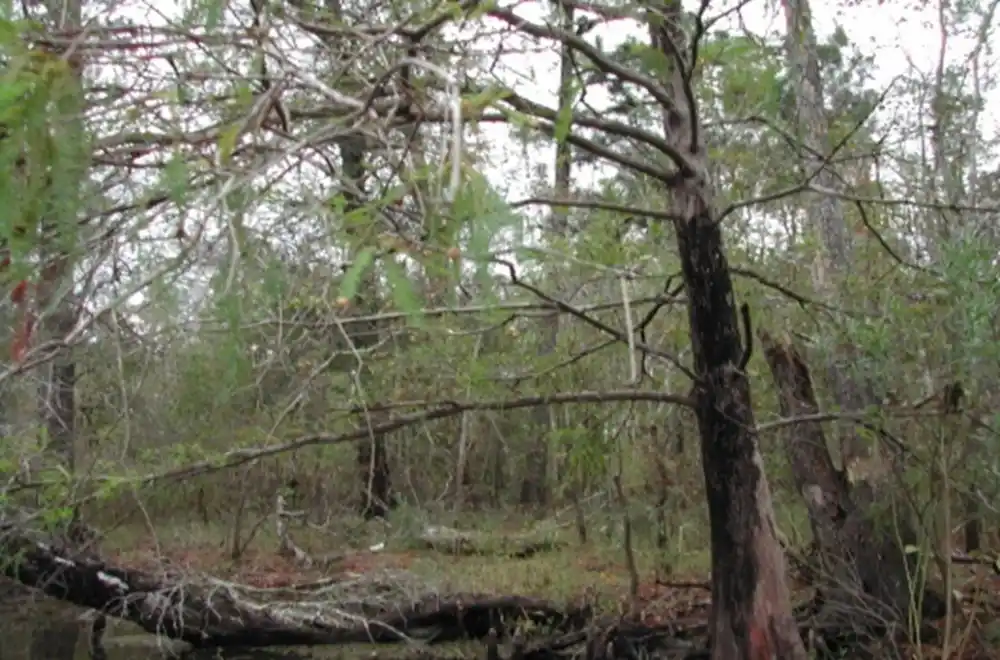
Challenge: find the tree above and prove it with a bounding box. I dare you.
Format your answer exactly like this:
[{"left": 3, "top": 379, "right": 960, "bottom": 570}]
[{"left": 650, "top": 2, "right": 806, "bottom": 656}]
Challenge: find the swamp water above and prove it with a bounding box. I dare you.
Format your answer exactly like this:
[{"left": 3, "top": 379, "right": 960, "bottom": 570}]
[
  {"left": 0, "top": 599, "right": 305, "bottom": 660},
  {"left": 0, "top": 591, "right": 481, "bottom": 660}
]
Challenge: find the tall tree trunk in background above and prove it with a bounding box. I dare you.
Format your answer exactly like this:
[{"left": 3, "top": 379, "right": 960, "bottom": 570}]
[
  {"left": 519, "top": 0, "right": 574, "bottom": 510},
  {"left": 400, "top": 90, "right": 473, "bottom": 510},
  {"left": 780, "top": 0, "right": 945, "bottom": 626},
  {"left": 652, "top": 4, "right": 807, "bottom": 658},
  {"left": 780, "top": 0, "right": 876, "bottom": 467},
  {"left": 926, "top": 2, "right": 982, "bottom": 554},
  {"left": 340, "top": 135, "right": 392, "bottom": 520},
  {"left": 37, "top": 267, "right": 77, "bottom": 472},
  {"left": 29, "top": 1, "right": 84, "bottom": 540},
  {"left": 316, "top": 0, "right": 391, "bottom": 519},
  {"left": 26, "top": 0, "right": 87, "bottom": 656},
  {"left": 34, "top": 0, "right": 84, "bottom": 475}
]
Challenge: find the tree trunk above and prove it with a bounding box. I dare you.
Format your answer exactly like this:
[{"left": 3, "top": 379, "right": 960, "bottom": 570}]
[
  {"left": 316, "top": 0, "right": 393, "bottom": 519},
  {"left": 33, "top": 0, "right": 84, "bottom": 521},
  {"left": 926, "top": 7, "right": 983, "bottom": 558},
  {"left": 37, "top": 315, "right": 76, "bottom": 470},
  {"left": 779, "top": 0, "right": 942, "bottom": 627},
  {"left": 520, "top": 0, "right": 576, "bottom": 510},
  {"left": 341, "top": 136, "right": 392, "bottom": 520},
  {"left": 759, "top": 333, "right": 946, "bottom": 629},
  {"left": 780, "top": 0, "right": 882, "bottom": 468},
  {"left": 651, "top": 4, "right": 807, "bottom": 658}
]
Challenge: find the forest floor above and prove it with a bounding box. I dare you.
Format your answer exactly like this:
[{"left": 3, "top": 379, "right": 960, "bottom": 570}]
[
  {"left": 99, "top": 514, "right": 717, "bottom": 624},
  {"left": 81, "top": 512, "right": 1000, "bottom": 658}
]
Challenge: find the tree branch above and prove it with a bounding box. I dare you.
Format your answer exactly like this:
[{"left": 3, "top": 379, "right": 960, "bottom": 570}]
[{"left": 12, "top": 389, "right": 695, "bottom": 496}]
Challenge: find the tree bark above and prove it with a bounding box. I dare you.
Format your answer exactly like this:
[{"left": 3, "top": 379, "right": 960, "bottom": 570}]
[
  {"left": 519, "top": 0, "right": 576, "bottom": 510},
  {"left": 651, "top": 3, "right": 807, "bottom": 658},
  {"left": 0, "top": 518, "right": 586, "bottom": 649},
  {"left": 759, "top": 333, "right": 946, "bottom": 629},
  {"left": 780, "top": 0, "right": 881, "bottom": 468}
]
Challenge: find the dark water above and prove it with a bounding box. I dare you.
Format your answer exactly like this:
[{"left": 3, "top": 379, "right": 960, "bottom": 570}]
[
  {"left": 0, "top": 590, "right": 477, "bottom": 660},
  {"left": 0, "top": 595, "right": 325, "bottom": 660}
]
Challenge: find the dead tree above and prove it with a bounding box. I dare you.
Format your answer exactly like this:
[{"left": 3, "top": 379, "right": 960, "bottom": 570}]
[{"left": 760, "top": 333, "right": 946, "bottom": 631}]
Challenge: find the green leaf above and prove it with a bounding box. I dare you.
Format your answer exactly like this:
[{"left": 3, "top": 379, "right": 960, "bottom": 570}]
[
  {"left": 339, "top": 247, "right": 376, "bottom": 302},
  {"left": 463, "top": 85, "right": 512, "bottom": 115},
  {"left": 553, "top": 80, "right": 577, "bottom": 144},
  {"left": 204, "top": 0, "right": 224, "bottom": 30},
  {"left": 384, "top": 259, "right": 424, "bottom": 328},
  {"left": 161, "top": 154, "right": 190, "bottom": 206},
  {"left": 218, "top": 122, "right": 241, "bottom": 165}
]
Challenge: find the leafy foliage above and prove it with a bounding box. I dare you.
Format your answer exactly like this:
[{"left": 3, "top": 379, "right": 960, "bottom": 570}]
[{"left": 0, "top": 6, "right": 998, "bottom": 645}]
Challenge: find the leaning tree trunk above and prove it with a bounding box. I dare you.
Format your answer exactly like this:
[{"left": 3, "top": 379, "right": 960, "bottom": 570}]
[
  {"left": 759, "top": 334, "right": 945, "bottom": 630},
  {"left": 651, "top": 4, "right": 807, "bottom": 658},
  {"left": 779, "top": 0, "right": 944, "bottom": 628}
]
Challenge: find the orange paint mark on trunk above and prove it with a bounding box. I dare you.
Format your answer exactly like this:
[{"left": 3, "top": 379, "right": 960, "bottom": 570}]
[
  {"left": 10, "top": 279, "right": 27, "bottom": 304},
  {"left": 748, "top": 622, "right": 774, "bottom": 660},
  {"left": 11, "top": 311, "right": 35, "bottom": 364}
]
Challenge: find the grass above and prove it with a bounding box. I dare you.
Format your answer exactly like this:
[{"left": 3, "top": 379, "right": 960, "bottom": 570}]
[
  {"left": 21, "top": 495, "right": 1000, "bottom": 660},
  {"left": 96, "top": 510, "right": 716, "bottom": 617}
]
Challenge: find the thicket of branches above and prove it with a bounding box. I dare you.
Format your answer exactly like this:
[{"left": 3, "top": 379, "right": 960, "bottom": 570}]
[{"left": 1, "top": 0, "right": 1000, "bottom": 657}]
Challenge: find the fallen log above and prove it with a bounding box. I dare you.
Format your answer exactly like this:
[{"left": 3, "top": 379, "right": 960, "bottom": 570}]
[
  {"left": 0, "top": 516, "right": 586, "bottom": 649},
  {"left": 417, "top": 525, "right": 566, "bottom": 559},
  {"left": 1, "top": 514, "right": 924, "bottom": 658}
]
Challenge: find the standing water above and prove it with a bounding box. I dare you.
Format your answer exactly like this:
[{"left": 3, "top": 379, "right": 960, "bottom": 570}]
[{"left": 0, "top": 582, "right": 324, "bottom": 660}]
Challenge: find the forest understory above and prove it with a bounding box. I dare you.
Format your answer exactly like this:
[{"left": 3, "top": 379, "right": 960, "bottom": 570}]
[
  {"left": 1, "top": 0, "right": 999, "bottom": 658},
  {"left": 4, "top": 492, "right": 1000, "bottom": 660}
]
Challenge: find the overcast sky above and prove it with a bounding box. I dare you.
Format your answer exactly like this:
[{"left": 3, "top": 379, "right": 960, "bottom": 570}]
[{"left": 113, "top": 0, "right": 996, "bottom": 211}]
